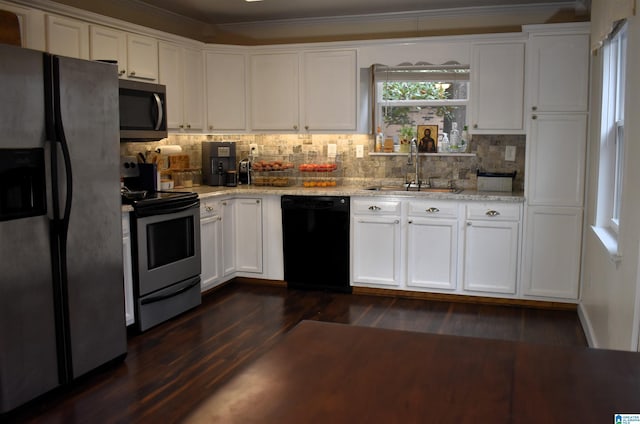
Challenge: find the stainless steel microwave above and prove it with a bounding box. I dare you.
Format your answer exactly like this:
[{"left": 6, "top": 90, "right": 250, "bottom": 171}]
[{"left": 119, "top": 79, "right": 168, "bottom": 141}]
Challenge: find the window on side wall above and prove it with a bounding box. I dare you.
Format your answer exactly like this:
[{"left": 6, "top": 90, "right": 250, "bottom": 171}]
[
  {"left": 595, "top": 22, "right": 627, "bottom": 252},
  {"left": 372, "top": 64, "right": 469, "bottom": 148}
]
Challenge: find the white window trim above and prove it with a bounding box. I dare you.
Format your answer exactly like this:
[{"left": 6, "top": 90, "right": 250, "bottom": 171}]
[{"left": 593, "top": 22, "right": 627, "bottom": 263}]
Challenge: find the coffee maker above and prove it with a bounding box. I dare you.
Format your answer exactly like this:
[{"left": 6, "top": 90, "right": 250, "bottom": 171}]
[{"left": 202, "top": 141, "right": 237, "bottom": 186}]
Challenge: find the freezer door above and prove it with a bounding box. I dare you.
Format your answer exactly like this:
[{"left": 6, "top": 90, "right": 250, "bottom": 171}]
[
  {"left": 0, "top": 45, "right": 59, "bottom": 413},
  {"left": 55, "top": 55, "right": 127, "bottom": 378}
]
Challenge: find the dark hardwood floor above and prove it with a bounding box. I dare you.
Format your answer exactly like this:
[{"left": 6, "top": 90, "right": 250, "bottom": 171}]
[{"left": 4, "top": 282, "right": 587, "bottom": 423}]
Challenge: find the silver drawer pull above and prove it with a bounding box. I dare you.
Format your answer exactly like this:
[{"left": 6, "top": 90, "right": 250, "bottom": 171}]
[
  {"left": 486, "top": 210, "right": 500, "bottom": 217},
  {"left": 368, "top": 205, "right": 382, "bottom": 211},
  {"left": 394, "top": 219, "right": 400, "bottom": 224},
  {"left": 426, "top": 207, "right": 440, "bottom": 213},
  {"left": 205, "top": 205, "right": 214, "bottom": 212}
]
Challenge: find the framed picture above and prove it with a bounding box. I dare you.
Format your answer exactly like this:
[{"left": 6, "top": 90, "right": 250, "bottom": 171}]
[{"left": 417, "top": 125, "right": 438, "bottom": 153}]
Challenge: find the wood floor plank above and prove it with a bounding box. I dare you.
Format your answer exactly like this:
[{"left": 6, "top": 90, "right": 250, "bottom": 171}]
[{"left": 3, "top": 282, "right": 587, "bottom": 423}]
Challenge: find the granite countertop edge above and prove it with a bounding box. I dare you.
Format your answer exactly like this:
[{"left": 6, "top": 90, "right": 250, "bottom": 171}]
[{"left": 122, "top": 186, "right": 525, "bottom": 212}]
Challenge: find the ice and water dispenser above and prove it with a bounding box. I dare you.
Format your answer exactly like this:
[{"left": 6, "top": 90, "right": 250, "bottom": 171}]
[{"left": 202, "top": 141, "right": 237, "bottom": 186}]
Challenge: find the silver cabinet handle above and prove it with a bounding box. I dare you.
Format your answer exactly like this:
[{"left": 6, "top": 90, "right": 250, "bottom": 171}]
[
  {"left": 532, "top": 106, "right": 538, "bottom": 111},
  {"left": 532, "top": 115, "right": 538, "bottom": 120},
  {"left": 118, "top": 69, "right": 126, "bottom": 76},
  {"left": 394, "top": 219, "right": 400, "bottom": 224},
  {"left": 368, "top": 205, "right": 382, "bottom": 211},
  {"left": 467, "top": 222, "right": 472, "bottom": 226},
  {"left": 222, "top": 201, "right": 227, "bottom": 206},
  {"left": 426, "top": 207, "right": 440, "bottom": 213},
  {"left": 305, "top": 125, "right": 309, "bottom": 131},
  {"left": 486, "top": 210, "right": 500, "bottom": 217},
  {"left": 256, "top": 199, "right": 260, "bottom": 204},
  {"left": 209, "top": 125, "right": 214, "bottom": 130},
  {"left": 129, "top": 70, "right": 136, "bottom": 76},
  {"left": 293, "top": 125, "right": 298, "bottom": 130},
  {"left": 473, "top": 123, "right": 478, "bottom": 129},
  {"left": 205, "top": 205, "right": 214, "bottom": 212},
  {"left": 186, "top": 124, "right": 191, "bottom": 129},
  {"left": 408, "top": 220, "right": 413, "bottom": 224}
]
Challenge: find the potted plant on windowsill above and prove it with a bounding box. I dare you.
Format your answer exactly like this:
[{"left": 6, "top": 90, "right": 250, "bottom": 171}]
[{"left": 399, "top": 125, "right": 415, "bottom": 153}]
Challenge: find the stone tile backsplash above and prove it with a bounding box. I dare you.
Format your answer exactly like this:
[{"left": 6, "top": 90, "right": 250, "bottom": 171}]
[{"left": 121, "top": 133, "right": 525, "bottom": 191}]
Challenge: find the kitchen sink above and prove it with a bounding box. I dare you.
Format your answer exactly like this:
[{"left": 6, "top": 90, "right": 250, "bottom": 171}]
[{"left": 364, "top": 185, "right": 463, "bottom": 194}]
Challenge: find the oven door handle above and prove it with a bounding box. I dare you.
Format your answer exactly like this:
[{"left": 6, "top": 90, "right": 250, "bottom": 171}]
[
  {"left": 140, "top": 277, "right": 200, "bottom": 305},
  {"left": 135, "top": 199, "right": 200, "bottom": 217}
]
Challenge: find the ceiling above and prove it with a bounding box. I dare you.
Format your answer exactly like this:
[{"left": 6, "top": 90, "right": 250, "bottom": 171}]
[{"left": 136, "top": 0, "right": 587, "bottom": 25}]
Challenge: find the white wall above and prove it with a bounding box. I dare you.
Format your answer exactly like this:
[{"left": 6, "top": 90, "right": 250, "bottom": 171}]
[{"left": 580, "top": 7, "right": 640, "bottom": 351}]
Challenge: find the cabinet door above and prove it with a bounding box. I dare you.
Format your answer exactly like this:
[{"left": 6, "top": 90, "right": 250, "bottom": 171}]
[
  {"left": 205, "top": 52, "right": 247, "bottom": 131},
  {"left": 522, "top": 206, "right": 582, "bottom": 299},
  {"left": 221, "top": 199, "right": 236, "bottom": 276},
  {"left": 470, "top": 42, "right": 525, "bottom": 133},
  {"left": 527, "top": 114, "right": 587, "bottom": 207},
  {"left": 250, "top": 53, "right": 299, "bottom": 131},
  {"left": 407, "top": 217, "right": 458, "bottom": 290},
  {"left": 463, "top": 220, "right": 519, "bottom": 294},
  {"left": 235, "top": 198, "right": 263, "bottom": 273},
  {"left": 46, "top": 15, "right": 89, "bottom": 59},
  {"left": 528, "top": 33, "right": 589, "bottom": 112},
  {"left": 126, "top": 34, "right": 158, "bottom": 81},
  {"left": 122, "top": 213, "right": 134, "bottom": 326},
  {"left": 158, "top": 42, "right": 183, "bottom": 129},
  {"left": 200, "top": 211, "right": 223, "bottom": 291},
  {"left": 182, "top": 46, "right": 205, "bottom": 131},
  {"left": 302, "top": 50, "right": 357, "bottom": 131},
  {"left": 89, "top": 25, "right": 126, "bottom": 77},
  {"left": 352, "top": 216, "right": 402, "bottom": 287}
]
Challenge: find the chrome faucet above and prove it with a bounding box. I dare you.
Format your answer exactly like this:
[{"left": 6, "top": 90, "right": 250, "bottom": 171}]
[{"left": 406, "top": 138, "right": 420, "bottom": 190}]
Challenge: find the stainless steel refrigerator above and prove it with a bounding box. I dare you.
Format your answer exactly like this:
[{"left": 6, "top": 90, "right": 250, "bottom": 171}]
[{"left": 0, "top": 44, "right": 126, "bottom": 413}]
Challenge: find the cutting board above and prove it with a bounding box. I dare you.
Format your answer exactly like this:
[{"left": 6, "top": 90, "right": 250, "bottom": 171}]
[{"left": 0, "top": 11, "right": 21, "bottom": 46}]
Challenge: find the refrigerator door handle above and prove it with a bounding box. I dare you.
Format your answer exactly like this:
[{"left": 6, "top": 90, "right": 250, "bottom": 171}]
[{"left": 53, "top": 56, "right": 73, "bottom": 231}]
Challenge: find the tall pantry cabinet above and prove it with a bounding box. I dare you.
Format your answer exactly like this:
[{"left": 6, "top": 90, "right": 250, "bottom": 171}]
[{"left": 521, "top": 23, "right": 590, "bottom": 300}]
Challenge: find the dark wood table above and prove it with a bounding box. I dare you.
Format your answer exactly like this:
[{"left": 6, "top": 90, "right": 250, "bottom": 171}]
[{"left": 185, "top": 320, "right": 640, "bottom": 423}]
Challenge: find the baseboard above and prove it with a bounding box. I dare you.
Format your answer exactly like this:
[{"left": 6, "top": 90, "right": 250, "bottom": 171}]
[
  {"left": 352, "top": 286, "right": 577, "bottom": 310},
  {"left": 577, "top": 303, "right": 597, "bottom": 348},
  {"left": 228, "top": 277, "right": 576, "bottom": 310}
]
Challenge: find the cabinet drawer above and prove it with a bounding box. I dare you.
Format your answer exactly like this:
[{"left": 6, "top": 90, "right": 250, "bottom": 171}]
[
  {"left": 409, "top": 200, "right": 458, "bottom": 218},
  {"left": 466, "top": 202, "right": 521, "bottom": 221},
  {"left": 352, "top": 198, "right": 402, "bottom": 215}
]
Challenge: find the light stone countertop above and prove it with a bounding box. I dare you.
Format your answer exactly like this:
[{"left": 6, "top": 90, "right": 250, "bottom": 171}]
[
  {"left": 190, "top": 184, "right": 526, "bottom": 203},
  {"left": 122, "top": 185, "right": 525, "bottom": 212}
]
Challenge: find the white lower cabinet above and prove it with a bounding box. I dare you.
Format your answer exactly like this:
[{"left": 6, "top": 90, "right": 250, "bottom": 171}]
[
  {"left": 351, "top": 197, "right": 523, "bottom": 297},
  {"left": 235, "top": 198, "right": 263, "bottom": 274},
  {"left": 351, "top": 198, "right": 403, "bottom": 287},
  {"left": 462, "top": 203, "right": 521, "bottom": 294},
  {"left": 407, "top": 200, "right": 459, "bottom": 291},
  {"left": 200, "top": 200, "right": 223, "bottom": 291},
  {"left": 122, "top": 212, "right": 134, "bottom": 326},
  {"left": 522, "top": 206, "right": 582, "bottom": 299},
  {"left": 221, "top": 199, "right": 236, "bottom": 276}
]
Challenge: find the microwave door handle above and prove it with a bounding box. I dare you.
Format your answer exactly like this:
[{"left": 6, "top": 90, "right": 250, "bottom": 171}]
[{"left": 153, "top": 93, "right": 163, "bottom": 130}]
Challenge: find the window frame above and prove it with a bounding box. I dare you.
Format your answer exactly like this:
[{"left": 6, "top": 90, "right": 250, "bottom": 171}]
[
  {"left": 594, "top": 21, "right": 627, "bottom": 252},
  {"left": 372, "top": 64, "right": 470, "bottom": 135}
]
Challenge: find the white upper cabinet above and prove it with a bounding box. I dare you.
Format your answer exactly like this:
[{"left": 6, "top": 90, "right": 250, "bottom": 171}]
[
  {"left": 302, "top": 50, "right": 357, "bottom": 131},
  {"left": 45, "top": 14, "right": 89, "bottom": 59},
  {"left": 527, "top": 31, "right": 589, "bottom": 112},
  {"left": 250, "top": 49, "right": 358, "bottom": 132},
  {"left": 126, "top": 33, "right": 158, "bottom": 81},
  {"left": 250, "top": 52, "right": 299, "bottom": 131},
  {"left": 89, "top": 25, "right": 127, "bottom": 77},
  {"left": 470, "top": 41, "right": 525, "bottom": 133},
  {"left": 205, "top": 51, "right": 247, "bottom": 131},
  {"left": 159, "top": 42, "right": 205, "bottom": 131}
]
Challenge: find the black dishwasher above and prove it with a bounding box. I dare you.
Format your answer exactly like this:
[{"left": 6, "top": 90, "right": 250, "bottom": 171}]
[{"left": 281, "top": 195, "right": 351, "bottom": 293}]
